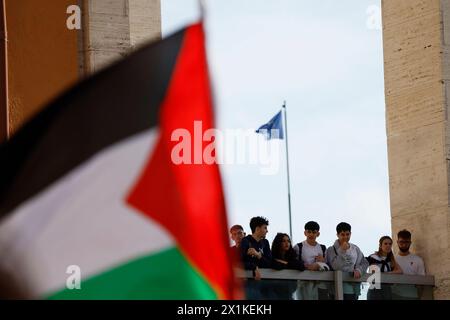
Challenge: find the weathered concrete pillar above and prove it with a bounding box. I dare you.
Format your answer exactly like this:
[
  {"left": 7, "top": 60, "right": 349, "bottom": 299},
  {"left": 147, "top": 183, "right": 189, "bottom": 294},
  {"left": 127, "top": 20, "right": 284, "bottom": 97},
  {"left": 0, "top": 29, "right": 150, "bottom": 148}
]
[
  {"left": 382, "top": 0, "right": 450, "bottom": 299},
  {"left": 79, "top": 0, "right": 161, "bottom": 75}
]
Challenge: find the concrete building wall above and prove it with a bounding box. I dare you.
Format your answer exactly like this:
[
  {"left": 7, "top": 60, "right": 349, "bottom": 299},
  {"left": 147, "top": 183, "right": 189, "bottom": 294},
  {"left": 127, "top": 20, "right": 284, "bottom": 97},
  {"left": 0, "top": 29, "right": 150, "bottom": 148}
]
[
  {"left": 80, "top": 0, "right": 161, "bottom": 74},
  {"left": 129, "top": 0, "right": 161, "bottom": 47},
  {"left": 4, "top": 0, "right": 161, "bottom": 134},
  {"left": 5, "top": 0, "right": 79, "bottom": 134},
  {"left": 382, "top": 0, "right": 450, "bottom": 299},
  {"left": 1, "top": 0, "right": 8, "bottom": 143}
]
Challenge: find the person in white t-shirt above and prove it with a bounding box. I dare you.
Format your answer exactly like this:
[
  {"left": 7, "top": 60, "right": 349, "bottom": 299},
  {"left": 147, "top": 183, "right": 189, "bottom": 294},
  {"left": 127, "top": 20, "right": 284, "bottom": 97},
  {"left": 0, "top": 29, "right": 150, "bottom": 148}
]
[
  {"left": 293, "top": 221, "right": 330, "bottom": 300},
  {"left": 392, "top": 229, "right": 426, "bottom": 300}
]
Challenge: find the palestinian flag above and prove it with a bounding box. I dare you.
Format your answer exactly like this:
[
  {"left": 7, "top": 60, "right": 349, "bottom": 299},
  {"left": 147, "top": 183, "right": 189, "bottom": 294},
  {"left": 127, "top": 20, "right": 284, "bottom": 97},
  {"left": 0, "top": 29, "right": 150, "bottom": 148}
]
[{"left": 0, "top": 23, "right": 236, "bottom": 299}]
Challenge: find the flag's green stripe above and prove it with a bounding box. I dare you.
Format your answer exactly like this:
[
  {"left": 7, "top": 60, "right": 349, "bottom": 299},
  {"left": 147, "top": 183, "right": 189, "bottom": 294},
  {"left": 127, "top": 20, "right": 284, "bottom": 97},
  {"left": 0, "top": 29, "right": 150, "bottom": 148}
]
[{"left": 46, "top": 247, "right": 217, "bottom": 300}]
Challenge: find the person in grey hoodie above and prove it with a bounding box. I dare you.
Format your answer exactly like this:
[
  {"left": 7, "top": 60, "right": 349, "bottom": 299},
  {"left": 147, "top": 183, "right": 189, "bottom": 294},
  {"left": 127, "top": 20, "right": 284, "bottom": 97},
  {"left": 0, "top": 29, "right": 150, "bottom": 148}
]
[{"left": 326, "top": 222, "right": 369, "bottom": 300}]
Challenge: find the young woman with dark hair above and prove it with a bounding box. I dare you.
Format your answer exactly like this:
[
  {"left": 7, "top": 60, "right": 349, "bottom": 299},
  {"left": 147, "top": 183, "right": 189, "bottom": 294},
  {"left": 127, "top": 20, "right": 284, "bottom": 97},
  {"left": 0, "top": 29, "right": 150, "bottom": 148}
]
[
  {"left": 271, "top": 233, "right": 304, "bottom": 271},
  {"left": 270, "top": 233, "right": 304, "bottom": 300}
]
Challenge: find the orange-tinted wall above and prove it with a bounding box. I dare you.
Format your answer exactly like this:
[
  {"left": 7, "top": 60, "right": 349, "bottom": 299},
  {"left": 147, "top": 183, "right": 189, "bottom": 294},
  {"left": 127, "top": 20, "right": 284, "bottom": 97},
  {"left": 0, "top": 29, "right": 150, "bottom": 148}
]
[
  {"left": 6, "top": 0, "right": 79, "bottom": 134},
  {"left": 1, "top": 0, "right": 7, "bottom": 142}
]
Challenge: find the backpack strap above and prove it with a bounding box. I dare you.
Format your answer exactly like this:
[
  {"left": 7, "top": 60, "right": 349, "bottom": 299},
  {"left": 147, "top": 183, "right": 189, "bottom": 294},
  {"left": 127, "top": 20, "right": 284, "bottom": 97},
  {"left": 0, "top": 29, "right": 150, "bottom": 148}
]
[
  {"left": 295, "top": 242, "right": 303, "bottom": 259},
  {"left": 320, "top": 244, "right": 327, "bottom": 257}
]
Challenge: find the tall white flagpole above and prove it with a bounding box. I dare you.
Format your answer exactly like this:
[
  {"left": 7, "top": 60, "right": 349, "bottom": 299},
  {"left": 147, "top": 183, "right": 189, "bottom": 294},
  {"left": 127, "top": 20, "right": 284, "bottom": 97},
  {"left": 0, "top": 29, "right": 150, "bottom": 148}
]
[
  {"left": 198, "top": 0, "right": 206, "bottom": 19},
  {"left": 282, "top": 101, "right": 293, "bottom": 240}
]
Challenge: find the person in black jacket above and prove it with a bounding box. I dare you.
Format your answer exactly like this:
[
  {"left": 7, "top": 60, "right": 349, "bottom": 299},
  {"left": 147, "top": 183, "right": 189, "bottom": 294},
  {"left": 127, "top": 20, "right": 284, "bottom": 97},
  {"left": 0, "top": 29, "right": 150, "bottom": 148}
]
[
  {"left": 240, "top": 216, "right": 273, "bottom": 299},
  {"left": 271, "top": 233, "right": 304, "bottom": 271},
  {"left": 240, "top": 216, "right": 272, "bottom": 277},
  {"left": 270, "top": 233, "right": 304, "bottom": 300}
]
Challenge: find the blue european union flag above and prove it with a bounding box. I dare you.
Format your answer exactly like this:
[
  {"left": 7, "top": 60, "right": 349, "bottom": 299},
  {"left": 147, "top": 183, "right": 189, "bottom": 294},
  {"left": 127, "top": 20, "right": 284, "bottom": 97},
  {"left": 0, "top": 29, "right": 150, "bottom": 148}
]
[{"left": 255, "top": 110, "right": 284, "bottom": 139}]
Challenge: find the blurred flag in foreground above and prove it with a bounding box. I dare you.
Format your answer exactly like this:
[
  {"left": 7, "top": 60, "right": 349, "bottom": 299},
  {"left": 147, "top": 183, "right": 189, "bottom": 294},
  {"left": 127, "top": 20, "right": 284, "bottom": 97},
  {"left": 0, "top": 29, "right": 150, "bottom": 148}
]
[{"left": 0, "top": 23, "right": 236, "bottom": 299}]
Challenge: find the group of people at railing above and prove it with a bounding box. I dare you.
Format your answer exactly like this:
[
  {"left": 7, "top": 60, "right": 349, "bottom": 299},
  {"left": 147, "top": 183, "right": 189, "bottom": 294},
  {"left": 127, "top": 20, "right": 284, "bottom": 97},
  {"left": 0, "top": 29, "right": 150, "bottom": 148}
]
[{"left": 230, "top": 217, "right": 426, "bottom": 300}]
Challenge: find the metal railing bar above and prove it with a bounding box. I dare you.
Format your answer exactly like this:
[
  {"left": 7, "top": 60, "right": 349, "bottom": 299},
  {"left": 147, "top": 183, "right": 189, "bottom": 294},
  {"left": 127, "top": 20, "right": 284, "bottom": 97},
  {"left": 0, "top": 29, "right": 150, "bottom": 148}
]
[{"left": 237, "top": 269, "right": 435, "bottom": 286}]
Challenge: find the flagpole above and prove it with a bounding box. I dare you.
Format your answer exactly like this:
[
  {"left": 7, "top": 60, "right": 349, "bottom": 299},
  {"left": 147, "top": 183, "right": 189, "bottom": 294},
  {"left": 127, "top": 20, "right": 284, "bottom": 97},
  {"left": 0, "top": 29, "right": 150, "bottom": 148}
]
[
  {"left": 282, "top": 101, "right": 293, "bottom": 240},
  {"left": 198, "top": 0, "right": 206, "bottom": 20}
]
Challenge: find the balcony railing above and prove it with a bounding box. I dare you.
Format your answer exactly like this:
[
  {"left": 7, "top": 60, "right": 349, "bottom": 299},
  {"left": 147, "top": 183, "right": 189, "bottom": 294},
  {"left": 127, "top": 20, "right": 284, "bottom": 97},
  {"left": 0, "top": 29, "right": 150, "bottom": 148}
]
[{"left": 237, "top": 269, "right": 435, "bottom": 300}]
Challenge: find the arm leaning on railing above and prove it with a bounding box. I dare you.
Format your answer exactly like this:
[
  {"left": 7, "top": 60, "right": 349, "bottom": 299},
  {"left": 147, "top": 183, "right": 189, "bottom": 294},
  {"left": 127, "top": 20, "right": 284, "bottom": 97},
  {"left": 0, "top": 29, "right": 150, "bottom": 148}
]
[{"left": 236, "top": 268, "right": 434, "bottom": 286}]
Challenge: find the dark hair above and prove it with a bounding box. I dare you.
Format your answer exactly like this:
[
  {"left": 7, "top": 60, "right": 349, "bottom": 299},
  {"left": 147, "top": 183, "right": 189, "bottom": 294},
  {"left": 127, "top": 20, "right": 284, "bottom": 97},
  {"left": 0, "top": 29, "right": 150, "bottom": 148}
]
[
  {"left": 397, "top": 229, "right": 411, "bottom": 240},
  {"left": 336, "top": 222, "right": 351, "bottom": 233},
  {"left": 249, "top": 216, "right": 269, "bottom": 233},
  {"left": 271, "top": 233, "right": 297, "bottom": 261},
  {"left": 304, "top": 221, "right": 320, "bottom": 231},
  {"left": 229, "top": 224, "right": 243, "bottom": 233}
]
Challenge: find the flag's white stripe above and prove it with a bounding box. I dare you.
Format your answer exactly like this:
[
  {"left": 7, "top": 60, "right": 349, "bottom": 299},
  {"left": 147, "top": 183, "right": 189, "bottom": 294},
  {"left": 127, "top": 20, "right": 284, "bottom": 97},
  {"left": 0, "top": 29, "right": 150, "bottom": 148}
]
[{"left": 0, "top": 128, "right": 175, "bottom": 297}]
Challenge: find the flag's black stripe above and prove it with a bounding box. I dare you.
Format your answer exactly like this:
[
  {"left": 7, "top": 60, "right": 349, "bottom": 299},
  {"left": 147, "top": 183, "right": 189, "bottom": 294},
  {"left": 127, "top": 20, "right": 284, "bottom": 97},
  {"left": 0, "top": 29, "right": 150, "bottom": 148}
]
[{"left": 0, "top": 28, "right": 186, "bottom": 218}]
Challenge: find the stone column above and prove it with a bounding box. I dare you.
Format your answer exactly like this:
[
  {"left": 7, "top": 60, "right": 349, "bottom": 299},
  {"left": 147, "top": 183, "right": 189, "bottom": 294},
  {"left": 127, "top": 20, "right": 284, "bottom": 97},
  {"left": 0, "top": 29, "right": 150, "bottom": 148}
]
[
  {"left": 79, "top": 0, "right": 161, "bottom": 75},
  {"left": 382, "top": 0, "right": 450, "bottom": 299}
]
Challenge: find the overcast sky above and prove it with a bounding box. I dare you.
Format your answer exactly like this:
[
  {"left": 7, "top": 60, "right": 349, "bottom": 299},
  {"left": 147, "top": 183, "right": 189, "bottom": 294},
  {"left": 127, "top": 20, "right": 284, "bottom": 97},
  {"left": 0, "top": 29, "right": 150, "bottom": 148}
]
[{"left": 161, "top": 0, "right": 388, "bottom": 256}]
